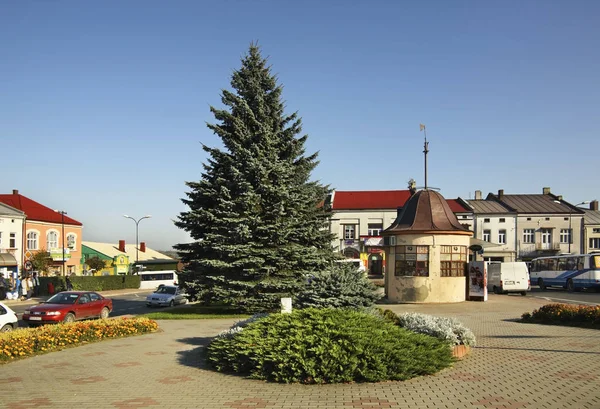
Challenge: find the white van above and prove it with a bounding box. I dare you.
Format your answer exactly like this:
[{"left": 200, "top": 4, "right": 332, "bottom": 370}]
[
  {"left": 335, "top": 259, "right": 367, "bottom": 274},
  {"left": 487, "top": 262, "right": 530, "bottom": 296}
]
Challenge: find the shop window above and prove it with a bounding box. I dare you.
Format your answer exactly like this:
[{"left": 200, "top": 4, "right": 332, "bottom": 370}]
[{"left": 395, "top": 245, "right": 429, "bottom": 277}]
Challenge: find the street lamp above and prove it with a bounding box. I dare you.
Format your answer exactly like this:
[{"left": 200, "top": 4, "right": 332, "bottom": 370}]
[
  {"left": 56, "top": 210, "right": 67, "bottom": 276},
  {"left": 554, "top": 200, "right": 590, "bottom": 253},
  {"left": 123, "top": 215, "right": 152, "bottom": 266}
]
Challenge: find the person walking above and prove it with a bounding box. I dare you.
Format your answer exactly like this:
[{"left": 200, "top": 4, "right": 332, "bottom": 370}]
[
  {"left": 0, "top": 273, "right": 8, "bottom": 301},
  {"left": 65, "top": 275, "right": 73, "bottom": 291},
  {"left": 32, "top": 272, "right": 40, "bottom": 297},
  {"left": 25, "top": 275, "right": 33, "bottom": 300},
  {"left": 20, "top": 275, "right": 29, "bottom": 301}
]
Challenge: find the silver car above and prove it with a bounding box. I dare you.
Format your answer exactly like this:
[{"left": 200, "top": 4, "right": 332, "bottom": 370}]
[{"left": 145, "top": 285, "right": 187, "bottom": 308}]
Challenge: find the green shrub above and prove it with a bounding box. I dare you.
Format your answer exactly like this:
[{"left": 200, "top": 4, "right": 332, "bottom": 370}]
[
  {"left": 387, "top": 311, "right": 476, "bottom": 346},
  {"left": 293, "top": 264, "right": 381, "bottom": 309},
  {"left": 521, "top": 303, "right": 600, "bottom": 328},
  {"left": 206, "top": 308, "right": 454, "bottom": 384},
  {"left": 38, "top": 276, "right": 141, "bottom": 295}
]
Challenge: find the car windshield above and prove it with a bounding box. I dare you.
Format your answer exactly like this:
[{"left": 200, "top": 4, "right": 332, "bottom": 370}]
[
  {"left": 46, "top": 293, "right": 80, "bottom": 304},
  {"left": 156, "top": 286, "right": 176, "bottom": 295}
]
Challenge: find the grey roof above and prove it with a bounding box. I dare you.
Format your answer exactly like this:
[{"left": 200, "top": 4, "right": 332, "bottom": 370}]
[
  {"left": 584, "top": 210, "right": 600, "bottom": 225},
  {"left": 467, "top": 200, "right": 513, "bottom": 214},
  {"left": 491, "top": 194, "right": 581, "bottom": 214},
  {"left": 0, "top": 202, "right": 25, "bottom": 217}
]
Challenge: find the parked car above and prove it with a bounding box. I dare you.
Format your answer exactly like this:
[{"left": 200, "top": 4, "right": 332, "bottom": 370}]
[
  {"left": 0, "top": 301, "right": 19, "bottom": 332},
  {"left": 146, "top": 285, "right": 187, "bottom": 308},
  {"left": 22, "top": 291, "right": 113, "bottom": 326},
  {"left": 487, "top": 262, "right": 531, "bottom": 296}
]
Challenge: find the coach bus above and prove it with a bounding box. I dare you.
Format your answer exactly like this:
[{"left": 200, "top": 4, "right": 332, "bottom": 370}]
[
  {"left": 138, "top": 270, "right": 179, "bottom": 290},
  {"left": 530, "top": 253, "right": 600, "bottom": 292}
]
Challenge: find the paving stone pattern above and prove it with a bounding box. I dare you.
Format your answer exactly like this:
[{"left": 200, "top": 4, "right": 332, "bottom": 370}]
[{"left": 1, "top": 296, "right": 600, "bottom": 409}]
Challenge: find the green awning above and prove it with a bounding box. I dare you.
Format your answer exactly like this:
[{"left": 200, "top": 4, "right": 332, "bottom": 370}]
[{"left": 0, "top": 253, "right": 18, "bottom": 267}]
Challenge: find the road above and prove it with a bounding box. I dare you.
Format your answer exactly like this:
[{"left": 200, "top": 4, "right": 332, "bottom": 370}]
[
  {"left": 9, "top": 290, "right": 155, "bottom": 324},
  {"left": 526, "top": 287, "right": 600, "bottom": 305}
]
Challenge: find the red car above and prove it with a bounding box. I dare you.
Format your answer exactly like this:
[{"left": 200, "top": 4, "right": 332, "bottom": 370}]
[{"left": 22, "top": 291, "right": 113, "bottom": 326}]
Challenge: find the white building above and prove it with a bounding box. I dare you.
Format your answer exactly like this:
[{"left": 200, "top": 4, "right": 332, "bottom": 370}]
[{"left": 0, "top": 202, "right": 25, "bottom": 277}]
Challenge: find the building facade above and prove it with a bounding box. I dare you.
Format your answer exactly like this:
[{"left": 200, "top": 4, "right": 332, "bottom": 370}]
[
  {"left": 82, "top": 240, "right": 177, "bottom": 274},
  {"left": 0, "top": 190, "right": 83, "bottom": 276},
  {"left": 0, "top": 202, "right": 25, "bottom": 278},
  {"left": 583, "top": 200, "right": 600, "bottom": 254}
]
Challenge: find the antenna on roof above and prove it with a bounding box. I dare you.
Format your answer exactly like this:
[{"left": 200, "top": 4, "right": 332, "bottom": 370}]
[{"left": 419, "top": 124, "right": 439, "bottom": 191}]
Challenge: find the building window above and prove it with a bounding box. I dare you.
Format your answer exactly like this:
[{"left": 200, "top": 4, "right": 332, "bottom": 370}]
[
  {"left": 67, "top": 234, "right": 76, "bottom": 250},
  {"left": 498, "top": 230, "right": 506, "bottom": 244},
  {"left": 499, "top": 218, "right": 505, "bottom": 223},
  {"left": 483, "top": 230, "right": 491, "bottom": 242},
  {"left": 26, "top": 232, "right": 38, "bottom": 250},
  {"left": 440, "top": 245, "right": 467, "bottom": 277},
  {"left": 590, "top": 238, "right": 600, "bottom": 249},
  {"left": 593, "top": 228, "right": 600, "bottom": 234},
  {"left": 395, "top": 245, "right": 429, "bottom": 277},
  {"left": 343, "top": 225, "right": 356, "bottom": 240},
  {"left": 564, "top": 217, "right": 569, "bottom": 221},
  {"left": 523, "top": 229, "right": 535, "bottom": 243},
  {"left": 560, "top": 229, "right": 572, "bottom": 244},
  {"left": 545, "top": 217, "right": 550, "bottom": 221},
  {"left": 484, "top": 218, "right": 490, "bottom": 223},
  {"left": 367, "top": 223, "right": 383, "bottom": 236},
  {"left": 9, "top": 233, "right": 16, "bottom": 248},
  {"left": 462, "top": 215, "right": 468, "bottom": 219},
  {"left": 47, "top": 231, "right": 58, "bottom": 249},
  {"left": 527, "top": 217, "right": 532, "bottom": 221}
]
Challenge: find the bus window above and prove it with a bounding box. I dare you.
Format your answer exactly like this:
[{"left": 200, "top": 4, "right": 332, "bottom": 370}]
[
  {"left": 577, "top": 257, "right": 585, "bottom": 270},
  {"left": 557, "top": 258, "right": 567, "bottom": 270},
  {"left": 547, "top": 259, "right": 556, "bottom": 271},
  {"left": 593, "top": 255, "right": 600, "bottom": 269},
  {"left": 566, "top": 258, "right": 577, "bottom": 270}
]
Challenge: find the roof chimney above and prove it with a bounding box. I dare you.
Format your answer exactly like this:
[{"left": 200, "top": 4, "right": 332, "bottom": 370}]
[
  {"left": 591, "top": 200, "right": 599, "bottom": 211},
  {"left": 118, "top": 240, "right": 126, "bottom": 252},
  {"left": 474, "top": 190, "right": 482, "bottom": 200},
  {"left": 498, "top": 189, "right": 504, "bottom": 199},
  {"left": 557, "top": 195, "right": 563, "bottom": 200},
  {"left": 12, "top": 189, "right": 18, "bottom": 195},
  {"left": 543, "top": 187, "right": 551, "bottom": 195},
  {"left": 140, "top": 242, "right": 146, "bottom": 253}
]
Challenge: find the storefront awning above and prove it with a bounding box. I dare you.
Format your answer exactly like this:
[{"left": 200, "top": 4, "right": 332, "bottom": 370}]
[{"left": 0, "top": 253, "right": 18, "bottom": 267}]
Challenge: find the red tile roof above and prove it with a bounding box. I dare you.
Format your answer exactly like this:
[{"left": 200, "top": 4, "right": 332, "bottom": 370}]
[
  {"left": 0, "top": 192, "right": 82, "bottom": 226},
  {"left": 332, "top": 190, "right": 470, "bottom": 212}
]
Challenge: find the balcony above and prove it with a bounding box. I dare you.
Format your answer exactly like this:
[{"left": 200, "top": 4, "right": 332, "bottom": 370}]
[{"left": 535, "top": 242, "right": 561, "bottom": 251}]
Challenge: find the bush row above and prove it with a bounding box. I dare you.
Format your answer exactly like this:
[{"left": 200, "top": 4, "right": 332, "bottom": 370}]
[
  {"left": 206, "top": 308, "right": 454, "bottom": 384},
  {"left": 0, "top": 317, "right": 158, "bottom": 362},
  {"left": 39, "top": 276, "right": 141, "bottom": 295},
  {"left": 521, "top": 303, "right": 600, "bottom": 328}
]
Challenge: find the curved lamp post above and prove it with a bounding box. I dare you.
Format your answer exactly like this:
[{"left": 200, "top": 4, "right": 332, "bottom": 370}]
[{"left": 123, "top": 215, "right": 152, "bottom": 266}]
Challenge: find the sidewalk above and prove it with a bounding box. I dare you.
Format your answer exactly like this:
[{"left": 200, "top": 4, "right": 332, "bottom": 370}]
[
  {"left": 1, "top": 288, "right": 153, "bottom": 307},
  {"left": 1, "top": 294, "right": 599, "bottom": 409}
]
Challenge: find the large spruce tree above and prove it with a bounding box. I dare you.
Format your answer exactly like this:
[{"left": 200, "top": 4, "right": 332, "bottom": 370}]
[{"left": 175, "top": 44, "right": 336, "bottom": 313}]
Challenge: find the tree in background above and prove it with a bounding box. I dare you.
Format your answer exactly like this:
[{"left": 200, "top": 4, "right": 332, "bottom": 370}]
[
  {"left": 175, "top": 44, "right": 336, "bottom": 313},
  {"left": 85, "top": 256, "right": 110, "bottom": 275},
  {"left": 30, "top": 249, "right": 52, "bottom": 276}
]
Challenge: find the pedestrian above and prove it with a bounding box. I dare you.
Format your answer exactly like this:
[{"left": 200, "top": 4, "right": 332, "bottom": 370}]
[
  {"left": 20, "top": 275, "right": 29, "bottom": 301},
  {"left": 65, "top": 275, "right": 73, "bottom": 291},
  {"left": 0, "top": 273, "right": 8, "bottom": 301},
  {"left": 25, "top": 275, "right": 33, "bottom": 300},
  {"left": 32, "top": 272, "right": 40, "bottom": 296}
]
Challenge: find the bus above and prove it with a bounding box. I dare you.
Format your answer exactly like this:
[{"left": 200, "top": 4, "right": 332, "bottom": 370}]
[
  {"left": 138, "top": 270, "right": 179, "bottom": 290},
  {"left": 530, "top": 253, "right": 600, "bottom": 292}
]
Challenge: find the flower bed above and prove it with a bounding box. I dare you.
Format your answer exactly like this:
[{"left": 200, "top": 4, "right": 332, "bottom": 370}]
[
  {"left": 521, "top": 303, "right": 600, "bottom": 329},
  {"left": 0, "top": 318, "right": 159, "bottom": 362}
]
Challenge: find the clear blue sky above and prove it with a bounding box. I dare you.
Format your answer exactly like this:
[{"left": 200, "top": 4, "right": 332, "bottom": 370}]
[{"left": 2, "top": 1, "right": 599, "bottom": 250}]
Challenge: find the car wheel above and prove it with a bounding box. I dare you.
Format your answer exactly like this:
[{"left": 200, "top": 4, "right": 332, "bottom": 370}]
[
  {"left": 520, "top": 291, "right": 527, "bottom": 296},
  {"left": 493, "top": 286, "right": 500, "bottom": 294},
  {"left": 100, "top": 307, "right": 110, "bottom": 319},
  {"left": 63, "top": 313, "right": 75, "bottom": 323},
  {"left": 567, "top": 279, "right": 574, "bottom": 293},
  {"left": 169, "top": 300, "right": 174, "bottom": 308},
  {"left": 1, "top": 324, "right": 13, "bottom": 332},
  {"left": 538, "top": 278, "right": 546, "bottom": 291}
]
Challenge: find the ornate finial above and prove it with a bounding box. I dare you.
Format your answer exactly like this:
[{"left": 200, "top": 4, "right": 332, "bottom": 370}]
[
  {"left": 420, "top": 124, "right": 428, "bottom": 190},
  {"left": 408, "top": 178, "right": 417, "bottom": 195}
]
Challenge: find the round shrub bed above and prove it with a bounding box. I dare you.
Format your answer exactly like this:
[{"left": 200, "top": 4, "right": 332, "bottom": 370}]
[
  {"left": 206, "top": 308, "right": 454, "bottom": 384},
  {"left": 0, "top": 318, "right": 159, "bottom": 362}
]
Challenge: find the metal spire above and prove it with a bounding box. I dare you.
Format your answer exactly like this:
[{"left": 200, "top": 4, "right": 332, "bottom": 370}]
[{"left": 420, "top": 124, "right": 428, "bottom": 190}]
